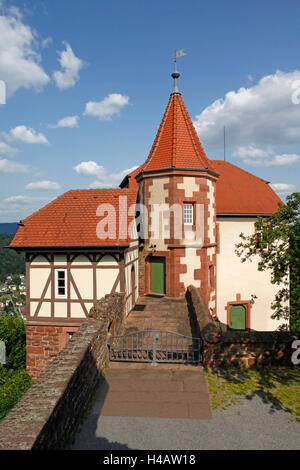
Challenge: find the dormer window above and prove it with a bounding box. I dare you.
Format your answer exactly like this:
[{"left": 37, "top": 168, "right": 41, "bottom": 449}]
[{"left": 184, "top": 203, "right": 194, "bottom": 225}]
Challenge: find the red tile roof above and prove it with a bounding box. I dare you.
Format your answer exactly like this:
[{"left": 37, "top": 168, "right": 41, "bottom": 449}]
[
  {"left": 123, "top": 160, "right": 283, "bottom": 215},
  {"left": 211, "top": 160, "right": 283, "bottom": 214},
  {"left": 10, "top": 188, "right": 138, "bottom": 248},
  {"left": 141, "top": 93, "right": 214, "bottom": 172}
]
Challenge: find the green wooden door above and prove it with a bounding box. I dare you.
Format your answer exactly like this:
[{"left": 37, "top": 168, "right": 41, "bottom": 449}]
[
  {"left": 229, "top": 305, "right": 246, "bottom": 330},
  {"left": 150, "top": 257, "right": 165, "bottom": 294}
]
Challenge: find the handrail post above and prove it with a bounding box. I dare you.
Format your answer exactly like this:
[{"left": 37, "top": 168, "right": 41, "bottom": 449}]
[{"left": 151, "top": 331, "right": 159, "bottom": 366}]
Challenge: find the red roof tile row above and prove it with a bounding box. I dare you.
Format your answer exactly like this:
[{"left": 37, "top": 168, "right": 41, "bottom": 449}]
[{"left": 10, "top": 189, "right": 138, "bottom": 247}]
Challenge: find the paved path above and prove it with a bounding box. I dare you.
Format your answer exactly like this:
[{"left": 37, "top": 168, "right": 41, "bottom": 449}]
[
  {"left": 72, "top": 392, "right": 300, "bottom": 450},
  {"left": 124, "top": 295, "right": 192, "bottom": 336},
  {"left": 91, "top": 363, "right": 211, "bottom": 420}
]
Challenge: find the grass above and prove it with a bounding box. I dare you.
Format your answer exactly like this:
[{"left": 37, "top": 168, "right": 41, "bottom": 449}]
[{"left": 204, "top": 366, "right": 300, "bottom": 421}]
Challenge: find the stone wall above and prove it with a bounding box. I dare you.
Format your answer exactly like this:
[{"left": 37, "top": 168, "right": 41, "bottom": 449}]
[
  {"left": 0, "top": 293, "right": 125, "bottom": 450},
  {"left": 203, "top": 330, "right": 300, "bottom": 368},
  {"left": 186, "top": 284, "right": 220, "bottom": 343},
  {"left": 26, "top": 324, "right": 81, "bottom": 379},
  {"left": 186, "top": 285, "right": 300, "bottom": 368}
]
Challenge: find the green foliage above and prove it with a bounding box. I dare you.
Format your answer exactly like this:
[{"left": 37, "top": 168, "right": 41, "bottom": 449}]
[
  {"left": 0, "top": 234, "right": 25, "bottom": 283},
  {"left": 235, "top": 192, "right": 300, "bottom": 330},
  {"left": 0, "top": 368, "right": 33, "bottom": 421},
  {"left": 0, "top": 315, "right": 26, "bottom": 370},
  {"left": 0, "top": 315, "right": 32, "bottom": 421}
]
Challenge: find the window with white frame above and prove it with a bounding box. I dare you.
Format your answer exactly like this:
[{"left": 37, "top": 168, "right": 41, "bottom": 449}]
[
  {"left": 55, "top": 269, "right": 67, "bottom": 298},
  {"left": 184, "top": 203, "right": 194, "bottom": 225}
]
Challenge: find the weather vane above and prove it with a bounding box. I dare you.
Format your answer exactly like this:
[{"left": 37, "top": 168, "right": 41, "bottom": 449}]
[{"left": 172, "top": 49, "right": 187, "bottom": 94}]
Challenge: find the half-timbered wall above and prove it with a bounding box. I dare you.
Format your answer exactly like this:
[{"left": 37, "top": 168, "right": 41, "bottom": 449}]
[
  {"left": 26, "top": 251, "right": 128, "bottom": 323},
  {"left": 124, "top": 241, "right": 139, "bottom": 313}
]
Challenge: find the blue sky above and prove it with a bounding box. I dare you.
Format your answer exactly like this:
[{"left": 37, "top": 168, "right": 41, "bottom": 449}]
[{"left": 0, "top": 0, "right": 300, "bottom": 221}]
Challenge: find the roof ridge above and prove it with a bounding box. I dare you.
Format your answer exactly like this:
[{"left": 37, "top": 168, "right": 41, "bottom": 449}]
[
  {"left": 211, "top": 160, "right": 268, "bottom": 184},
  {"left": 177, "top": 94, "right": 206, "bottom": 168},
  {"left": 143, "top": 96, "right": 173, "bottom": 171}
]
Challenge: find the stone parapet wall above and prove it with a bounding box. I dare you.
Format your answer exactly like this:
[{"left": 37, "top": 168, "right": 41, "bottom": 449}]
[
  {"left": 203, "top": 330, "right": 300, "bottom": 368},
  {"left": 0, "top": 293, "right": 125, "bottom": 450},
  {"left": 186, "top": 284, "right": 300, "bottom": 368},
  {"left": 186, "top": 284, "right": 220, "bottom": 343}
]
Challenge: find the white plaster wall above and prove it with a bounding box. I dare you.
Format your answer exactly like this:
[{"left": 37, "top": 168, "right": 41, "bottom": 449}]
[
  {"left": 149, "top": 177, "right": 169, "bottom": 250},
  {"left": 54, "top": 302, "right": 68, "bottom": 317},
  {"left": 97, "top": 268, "right": 119, "bottom": 298},
  {"left": 207, "top": 180, "right": 215, "bottom": 244},
  {"left": 71, "top": 255, "right": 91, "bottom": 265},
  {"left": 71, "top": 268, "right": 93, "bottom": 299},
  {"left": 71, "top": 302, "right": 91, "bottom": 318},
  {"left": 31, "top": 255, "right": 50, "bottom": 265},
  {"left": 177, "top": 176, "right": 199, "bottom": 198},
  {"left": 53, "top": 254, "right": 67, "bottom": 265},
  {"left": 30, "top": 268, "right": 50, "bottom": 298},
  {"left": 38, "top": 302, "right": 51, "bottom": 317},
  {"left": 217, "top": 218, "right": 285, "bottom": 331},
  {"left": 180, "top": 247, "right": 201, "bottom": 289}
]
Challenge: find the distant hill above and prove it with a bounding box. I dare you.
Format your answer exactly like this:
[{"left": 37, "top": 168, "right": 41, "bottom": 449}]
[
  {"left": 0, "top": 223, "right": 19, "bottom": 234},
  {"left": 0, "top": 234, "right": 25, "bottom": 282}
]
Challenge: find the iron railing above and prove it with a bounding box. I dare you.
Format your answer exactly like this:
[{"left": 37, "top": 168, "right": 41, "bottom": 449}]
[{"left": 108, "top": 329, "right": 202, "bottom": 365}]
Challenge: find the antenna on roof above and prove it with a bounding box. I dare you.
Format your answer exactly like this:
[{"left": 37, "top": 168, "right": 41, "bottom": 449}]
[
  {"left": 223, "top": 126, "right": 226, "bottom": 161},
  {"left": 171, "top": 49, "right": 186, "bottom": 94}
]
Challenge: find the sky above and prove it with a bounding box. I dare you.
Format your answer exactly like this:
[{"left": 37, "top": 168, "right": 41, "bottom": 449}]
[{"left": 0, "top": 0, "right": 300, "bottom": 222}]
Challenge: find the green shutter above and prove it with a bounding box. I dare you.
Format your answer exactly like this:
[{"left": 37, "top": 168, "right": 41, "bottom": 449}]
[
  {"left": 150, "top": 258, "right": 165, "bottom": 294},
  {"left": 229, "top": 305, "right": 246, "bottom": 330}
]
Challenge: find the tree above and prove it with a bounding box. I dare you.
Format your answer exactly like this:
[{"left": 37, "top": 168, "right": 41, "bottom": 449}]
[{"left": 235, "top": 192, "right": 300, "bottom": 331}]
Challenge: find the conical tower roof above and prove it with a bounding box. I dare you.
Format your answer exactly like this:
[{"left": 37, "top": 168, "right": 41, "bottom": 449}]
[{"left": 142, "top": 91, "right": 214, "bottom": 172}]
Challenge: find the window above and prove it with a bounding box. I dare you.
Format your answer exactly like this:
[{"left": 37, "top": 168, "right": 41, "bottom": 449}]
[
  {"left": 55, "top": 269, "right": 67, "bottom": 298},
  {"left": 255, "top": 228, "right": 269, "bottom": 252},
  {"left": 184, "top": 203, "right": 193, "bottom": 225}
]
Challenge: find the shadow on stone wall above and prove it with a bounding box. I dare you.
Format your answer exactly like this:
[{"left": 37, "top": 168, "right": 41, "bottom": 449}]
[
  {"left": 185, "top": 285, "right": 300, "bottom": 369},
  {"left": 0, "top": 293, "right": 126, "bottom": 450}
]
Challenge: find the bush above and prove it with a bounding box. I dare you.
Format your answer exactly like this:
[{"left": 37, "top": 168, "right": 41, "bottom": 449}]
[
  {"left": 0, "top": 368, "right": 33, "bottom": 421},
  {"left": 0, "top": 315, "right": 26, "bottom": 371}
]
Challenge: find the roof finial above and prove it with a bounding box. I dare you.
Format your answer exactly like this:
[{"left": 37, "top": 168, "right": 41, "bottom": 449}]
[{"left": 172, "top": 49, "right": 187, "bottom": 94}]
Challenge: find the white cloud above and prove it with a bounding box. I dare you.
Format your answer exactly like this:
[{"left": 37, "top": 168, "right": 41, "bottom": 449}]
[
  {"left": 266, "top": 154, "right": 300, "bottom": 166},
  {"left": 0, "top": 141, "right": 19, "bottom": 157},
  {"left": 41, "top": 36, "right": 52, "bottom": 49},
  {"left": 0, "top": 6, "right": 50, "bottom": 98},
  {"left": 48, "top": 115, "right": 79, "bottom": 128},
  {"left": 0, "top": 158, "right": 28, "bottom": 173},
  {"left": 6, "top": 125, "right": 49, "bottom": 144},
  {"left": 74, "top": 160, "right": 137, "bottom": 188},
  {"left": 233, "top": 145, "right": 274, "bottom": 159},
  {"left": 84, "top": 93, "right": 130, "bottom": 121},
  {"left": 26, "top": 180, "right": 61, "bottom": 190},
  {"left": 3, "top": 195, "right": 49, "bottom": 204},
  {"left": 73, "top": 160, "right": 106, "bottom": 178},
  {"left": 53, "top": 41, "right": 83, "bottom": 91},
  {"left": 193, "top": 70, "right": 300, "bottom": 150},
  {"left": 232, "top": 145, "right": 299, "bottom": 167},
  {"left": 270, "top": 183, "right": 296, "bottom": 195}
]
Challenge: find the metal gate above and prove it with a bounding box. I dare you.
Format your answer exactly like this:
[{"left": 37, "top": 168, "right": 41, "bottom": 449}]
[{"left": 108, "top": 330, "right": 202, "bottom": 365}]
